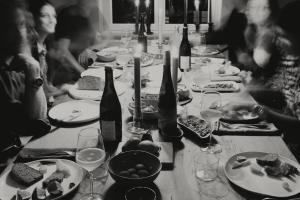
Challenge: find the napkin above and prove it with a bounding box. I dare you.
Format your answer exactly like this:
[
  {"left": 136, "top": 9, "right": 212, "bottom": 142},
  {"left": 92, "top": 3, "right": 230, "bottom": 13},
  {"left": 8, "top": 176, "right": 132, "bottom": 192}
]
[{"left": 216, "top": 121, "right": 280, "bottom": 136}]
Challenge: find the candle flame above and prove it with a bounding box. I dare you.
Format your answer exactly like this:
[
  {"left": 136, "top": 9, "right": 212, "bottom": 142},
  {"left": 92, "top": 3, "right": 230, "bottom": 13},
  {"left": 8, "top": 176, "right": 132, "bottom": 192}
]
[
  {"left": 134, "top": 44, "right": 143, "bottom": 58},
  {"left": 135, "top": 0, "right": 139, "bottom": 7},
  {"left": 146, "top": 0, "right": 150, "bottom": 7},
  {"left": 194, "top": 0, "right": 200, "bottom": 10}
]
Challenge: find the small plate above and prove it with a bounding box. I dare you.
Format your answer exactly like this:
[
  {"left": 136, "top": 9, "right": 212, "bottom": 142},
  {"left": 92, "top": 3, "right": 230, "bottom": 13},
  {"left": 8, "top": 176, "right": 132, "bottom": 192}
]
[
  {"left": 221, "top": 104, "right": 259, "bottom": 123},
  {"left": 215, "top": 65, "right": 240, "bottom": 76},
  {"left": 68, "top": 81, "right": 126, "bottom": 101},
  {"left": 0, "top": 159, "right": 84, "bottom": 200},
  {"left": 191, "top": 81, "right": 240, "bottom": 92},
  {"left": 116, "top": 53, "right": 154, "bottom": 67},
  {"left": 48, "top": 100, "right": 99, "bottom": 124},
  {"left": 224, "top": 152, "right": 300, "bottom": 198},
  {"left": 192, "top": 46, "right": 220, "bottom": 56},
  {"left": 177, "top": 115, "right": 211, "bottom": 139}
]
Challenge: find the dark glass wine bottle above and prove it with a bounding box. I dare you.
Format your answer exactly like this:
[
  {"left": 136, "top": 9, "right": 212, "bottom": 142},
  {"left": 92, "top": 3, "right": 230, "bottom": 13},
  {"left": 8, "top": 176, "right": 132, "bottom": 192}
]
[
  {"left": 158, "top": 51, "right": 177, "bottom": 135},
  {"left": 179, "top": 24, "right": 191, "bottom": 71},
  {"left": 100, "top": 67, "right": 122, "bottom": 149},
  {"left": 138, "top": 14, "right": 147, "bottom": 53}
]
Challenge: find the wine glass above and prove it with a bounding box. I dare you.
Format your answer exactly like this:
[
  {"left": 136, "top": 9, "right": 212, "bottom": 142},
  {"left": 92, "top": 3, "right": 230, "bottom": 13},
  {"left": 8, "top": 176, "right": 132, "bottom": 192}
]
[
  {"left": 199, "top": 91, "right": 222, "bottom": 152},
  {"left": 121, "top": 28, "right": 132, "bottom": 48},
  {"left": 76, "top": 127, "right": 107, "bottom": 200}
]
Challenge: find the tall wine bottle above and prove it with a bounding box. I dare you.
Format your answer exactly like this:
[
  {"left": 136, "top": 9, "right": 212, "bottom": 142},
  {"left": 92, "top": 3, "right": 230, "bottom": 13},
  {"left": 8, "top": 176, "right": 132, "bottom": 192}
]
[
  {"left": 158, "top": 51, "right": 177, "bottom": 135},
  {"left": 100, "top": 67, "right": 122, "bottom": 149},
  {"left": 179, "top": 24, "right": 191, "bottom": 71},
  {"left": 138, "top": 15, "right": 147, "bottom": 53}
]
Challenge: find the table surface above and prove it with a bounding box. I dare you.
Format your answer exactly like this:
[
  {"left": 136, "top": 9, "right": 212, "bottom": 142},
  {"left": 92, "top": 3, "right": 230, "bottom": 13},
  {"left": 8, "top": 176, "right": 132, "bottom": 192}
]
[{"left": 1, "top": 42, "right": 298, "bottom": 200}]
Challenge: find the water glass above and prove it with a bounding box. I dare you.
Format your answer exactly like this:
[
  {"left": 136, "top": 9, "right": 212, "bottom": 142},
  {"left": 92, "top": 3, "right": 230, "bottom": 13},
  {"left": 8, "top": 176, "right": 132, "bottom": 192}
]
[
  {"left": 121, "top": 28, "right": 132, "bottom": 48},
  {"left": 194, "top": 152, "right": 218, "bottom": 182}
]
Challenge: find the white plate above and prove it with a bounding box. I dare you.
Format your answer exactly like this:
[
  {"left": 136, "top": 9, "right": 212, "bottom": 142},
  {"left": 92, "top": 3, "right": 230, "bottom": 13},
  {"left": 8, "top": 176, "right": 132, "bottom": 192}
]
[
  {"left": 68, "top": 81, "right": 126, "bottom": 101},
  {"left": 81, "top": 68, "right": 123, "bottom": 79},
  {"left": 48, "top": 100, "right": 99, "bottom": 124},
  {"left": 215, "top": 65, "right": 240, "bottom": 76},
  {"left": 0, "top": 159, "right": 84, "bottom": 200},
  {"left": 192, "top": 46, "right": 219, "bottom": 56},
  {"left": 116, "top": 53, "right": 154, "bottom": 67},
  {"left": 99, "top": 46, "right": 129, "bottom": 55},
  {"left": 191, "top": 81, "right": 240, "bottom": 92},
  {"left": 224, "top": 152, "right": 300, "bottom": 198},
  {"left": 221, "top": 103, "right": 259, "bottom": 122}
]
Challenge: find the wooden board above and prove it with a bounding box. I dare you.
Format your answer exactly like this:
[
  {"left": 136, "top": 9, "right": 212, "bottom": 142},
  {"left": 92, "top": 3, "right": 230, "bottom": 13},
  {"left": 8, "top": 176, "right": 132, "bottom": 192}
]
[{"left": 117, "top": 141, "right": 174, "bottom": 170}]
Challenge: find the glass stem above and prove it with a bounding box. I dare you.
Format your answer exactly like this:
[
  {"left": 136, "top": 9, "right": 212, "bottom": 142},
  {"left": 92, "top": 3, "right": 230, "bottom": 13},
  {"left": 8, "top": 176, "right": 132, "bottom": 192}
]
[{"left": 89, "top": 172, "right": 94, "bottom": 196}]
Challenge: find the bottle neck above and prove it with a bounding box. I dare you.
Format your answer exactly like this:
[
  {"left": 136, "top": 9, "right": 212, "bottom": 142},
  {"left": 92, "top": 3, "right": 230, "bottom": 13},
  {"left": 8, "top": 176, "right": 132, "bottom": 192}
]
[
  {"left": 182, "top": 26, "right": 189, "bottom": 41},
  {"left": 104, "top": 68, "right": 114, "bottom": 89}
]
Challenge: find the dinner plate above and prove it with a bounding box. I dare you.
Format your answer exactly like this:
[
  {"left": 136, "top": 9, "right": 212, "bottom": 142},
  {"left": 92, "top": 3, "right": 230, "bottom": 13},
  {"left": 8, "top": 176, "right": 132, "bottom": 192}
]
[
  {"left": 224, "top": 152, "right": 300, "bottom": 198},
  {"left": 81, "top": 67, "right": 123, "bottom": 79},
  {"left": 68, "top": 81, "right": 126, "bottom": 101},
  {"left": 116, "top": 53, "right": 154, "bottom": 67},
  {"left": 192, "top": 46, "right": 220, "bottom": 56},
  {"left": 48, "top": 100, "right": 99, "bottom": 124},
  {"left": 191, "top": 81, "right": 240, "bottom": 92},
  {"left": 99, "top": 46, "right": 129, "bottom": 56},
  {"left": 221, "top": 103, "right": 259, "bottom": 123},
  {"left": 215, "top": 65, "right": 240, "bottom": 76},
  {"left": 0, "top": 159, "right": 84, "bottom": 200}
]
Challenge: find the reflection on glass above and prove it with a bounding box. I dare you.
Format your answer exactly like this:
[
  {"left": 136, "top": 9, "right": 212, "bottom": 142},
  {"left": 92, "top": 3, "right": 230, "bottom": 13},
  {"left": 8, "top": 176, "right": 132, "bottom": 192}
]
[
  {"left": 112, "top": 0, "right": 154, "bottom": 23},
  {"left": 165, "top": 0, "right": 208, "bottom": 24}
]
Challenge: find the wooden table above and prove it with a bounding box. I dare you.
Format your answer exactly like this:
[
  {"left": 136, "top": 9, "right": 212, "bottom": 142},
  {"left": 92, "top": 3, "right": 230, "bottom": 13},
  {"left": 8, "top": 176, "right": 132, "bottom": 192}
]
[{"left": 1, "top": 44, "right": 298, "bottom": 200}]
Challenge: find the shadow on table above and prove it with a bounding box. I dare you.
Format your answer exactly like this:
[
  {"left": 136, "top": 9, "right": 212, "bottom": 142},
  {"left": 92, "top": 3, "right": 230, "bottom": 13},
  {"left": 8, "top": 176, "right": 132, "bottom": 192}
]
[{"left": 104, "top": 182, "right": 162, "bottom": 200}]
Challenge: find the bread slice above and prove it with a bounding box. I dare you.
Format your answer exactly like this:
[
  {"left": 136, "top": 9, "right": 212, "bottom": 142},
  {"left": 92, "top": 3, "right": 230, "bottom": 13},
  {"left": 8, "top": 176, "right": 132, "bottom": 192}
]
[
  {"left": 10, "top": 163, "right": 43, "bottom": 186},
  {"left": 77, "top": 76, "right": 103, "bottom": 90}
]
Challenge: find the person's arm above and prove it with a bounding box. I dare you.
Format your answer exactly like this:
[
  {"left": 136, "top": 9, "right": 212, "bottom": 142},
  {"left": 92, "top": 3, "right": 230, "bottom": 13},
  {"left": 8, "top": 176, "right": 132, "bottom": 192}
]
[{"left": 55, "top": 38, "right": 85, "bottom": 74}]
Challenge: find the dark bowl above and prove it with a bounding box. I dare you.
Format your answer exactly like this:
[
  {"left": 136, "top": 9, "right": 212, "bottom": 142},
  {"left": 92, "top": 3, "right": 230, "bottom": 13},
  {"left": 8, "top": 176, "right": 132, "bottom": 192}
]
[{"left": 108, "top": 150, "right": 162, "bottom": 186}]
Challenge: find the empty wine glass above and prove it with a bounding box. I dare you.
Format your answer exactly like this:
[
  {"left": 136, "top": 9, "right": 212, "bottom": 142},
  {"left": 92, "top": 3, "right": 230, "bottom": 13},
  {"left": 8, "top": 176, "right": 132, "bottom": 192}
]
[
  {"left": 199, "top": 91, "right": 222, "bottom": 152},
  {"left": 121, "top": 28, "right": 132, "bottom": 48},
  {"left": 76, "top": 127, "right": 107, "bottom": 200}
]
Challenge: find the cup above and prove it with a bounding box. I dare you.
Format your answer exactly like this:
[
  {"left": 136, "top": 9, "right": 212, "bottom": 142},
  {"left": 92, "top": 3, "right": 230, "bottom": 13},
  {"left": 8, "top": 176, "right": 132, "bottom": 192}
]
[
  {"left": 193, "top": 151, "right": 219, "bottom": 182},
  {"left": 125, "top": 187, "right": 156, "bottom": 200}
]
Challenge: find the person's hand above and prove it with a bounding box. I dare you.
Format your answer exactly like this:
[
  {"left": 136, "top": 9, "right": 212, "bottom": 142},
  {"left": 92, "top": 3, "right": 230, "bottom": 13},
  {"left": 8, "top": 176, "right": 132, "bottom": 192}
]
[
  {"left": 78, "top": 49, "right": 96, "bottom": 68},
  {"left": 239, "top": 70, "right": 252, "bottom": 84},
  {"left": 11, "top": 53, "right": 41, "bottom": 80}
]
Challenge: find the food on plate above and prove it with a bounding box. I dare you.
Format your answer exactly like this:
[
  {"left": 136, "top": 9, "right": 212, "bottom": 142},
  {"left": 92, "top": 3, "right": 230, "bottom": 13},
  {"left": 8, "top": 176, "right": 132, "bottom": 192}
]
[
  {"left": 77, "top": 76, "right": 103, "bottom": 90},
  {"left": 69, "top": 183, "right": 76, "bottom": 189},
  {"left": 10, "top": 163, "right": 44, "bottom": 186},
  {"left": 117, "top": 163, "right": 152, "bottom": 178},
  {"left": 236, "top": 156, "right": 247, "bottom": 163},
  {"left": 177, "top": 84, "right": 190, "bottom": 101},
  {"left": 128, "top": 53, "right": 153, "bottom": 66},
  {"left": 179, "top": 116, "right": 211, "bottom": 138},
  {"left": 47, "top": 181, "right": 64, "bottom": 196},
  {"left": 217, "top": 66, "right": 226, "bottom": 74},
  {"left": 232, "top": 160, "right": 251, "bottom": 169},
  {"left": 129, "top": 101, "right": 157, "bottom": 113},
  {"left": 38, "top": 165, "right": 47, "bottom": 174},
  {"left": 32, "top": 187, "right": 46, "bottom": 200},
  {"left": 96, "top": 51, "right": 116, "bottom": 62},
  {"left": 265, "top": 166, "right": 282, "bottom": 177},
  {"left": 250, "top": 164, "right": 264, "bottom": 176},
  {"left": 222, "top": 109, "right": 257, "bottom": 121},
  {"left": 282, "top": 182, "right": 292, "bottom": 192},
  {"left": 256, "top": 154, "right": 280, "bottom": 167},
  {"left": 42, "top": 171, "right": 65, "bottom": 188},
  {"left": 56, "top": 160, "right": 71, "bottom": 178},
  {"left": 204, "top": 82, "right": 235, "bottom": 89},
  {"left": 122, "top": 135, "right": 160, "bottom": 156},
  {"left": 17, "top": 190, "right": 31, "bottom": 200}
]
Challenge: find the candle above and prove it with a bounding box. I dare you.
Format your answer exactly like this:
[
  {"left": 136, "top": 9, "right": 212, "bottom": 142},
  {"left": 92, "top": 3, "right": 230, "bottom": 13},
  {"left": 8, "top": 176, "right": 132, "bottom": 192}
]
[
  {"left": 194, "top": 0, "right": 200, "bottom": 26},
  {"left": 134, "top": 44, "right": 143, "bottom": 124},
  {"left": 135, "top": 0, "right": 140, "bottom": 33},
  {"left": 146, "top": 0, "right": 151, "bottom": 25},
  {"left": 146, "top": 0, "right": 150, "bottom": 7},
  {"left": 171, "top": 47, "right": 179, "bottom": 94},
  {"left": 184, "top": 0, "right": 188, "bottom": 24},
  {"left": 208, "top": 0, "right": 211, "bottom": 23},
  {"left": 158, "top": 8, "right": 163, "bottom": 45}
]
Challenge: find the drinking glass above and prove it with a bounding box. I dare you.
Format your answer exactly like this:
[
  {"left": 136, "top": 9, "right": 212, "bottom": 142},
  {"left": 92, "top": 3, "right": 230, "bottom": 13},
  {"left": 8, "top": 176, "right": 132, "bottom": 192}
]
[
  {"left": 200, "top": 91, "right": 222, "bottom": 152},
  {"left": 76, "top": 127, "right": 107, "bottom": 200},
  {"left": 198, "top": 31, "right": 207, "bottom": 55},
  {"left": 121, "top": 28, "right": 132, "bottom": 48}
]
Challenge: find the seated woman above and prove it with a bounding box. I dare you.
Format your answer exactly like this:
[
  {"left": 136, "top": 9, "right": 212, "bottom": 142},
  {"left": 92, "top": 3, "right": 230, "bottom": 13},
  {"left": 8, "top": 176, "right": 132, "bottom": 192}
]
[
  {"left": 0, "top": 0, "right": 50, "bottom": 151},
  {"left": 251, "top": 1, "right": 300, "bottom": 161},
  {"left": 27, "top": 0, "right": 67, "bottom": 104}
]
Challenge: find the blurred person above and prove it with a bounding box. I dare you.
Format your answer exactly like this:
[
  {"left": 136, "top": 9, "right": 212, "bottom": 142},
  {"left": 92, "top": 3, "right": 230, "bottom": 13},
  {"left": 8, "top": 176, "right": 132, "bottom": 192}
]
[
  {"left": 28, "top": 0, "right": 67, "bottom": 104},
  {"left": 0, "top": 0, "right": 50, "bottom": 151},
  {"left": 48, "top": 0, "right": 99, "bottom": 86}
]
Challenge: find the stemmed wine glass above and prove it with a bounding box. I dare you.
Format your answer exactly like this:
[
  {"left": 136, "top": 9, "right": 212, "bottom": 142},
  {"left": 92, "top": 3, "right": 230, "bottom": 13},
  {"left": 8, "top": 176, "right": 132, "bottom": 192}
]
[
  {"left": 199, "top": 91, "right": 223, "bottom": 152},
  {"left": 76, "top": 127, "right": 107, "bottom": 200}
]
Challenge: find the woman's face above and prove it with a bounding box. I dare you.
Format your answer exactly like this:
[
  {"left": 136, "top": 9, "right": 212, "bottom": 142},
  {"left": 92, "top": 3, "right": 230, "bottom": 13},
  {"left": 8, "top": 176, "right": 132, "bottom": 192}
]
[
  {"left": 246, "top": 0, "right": 271, "bottom": 25},
  {"left": 37, "top": 4, "right": 56, "bottom": 35}
]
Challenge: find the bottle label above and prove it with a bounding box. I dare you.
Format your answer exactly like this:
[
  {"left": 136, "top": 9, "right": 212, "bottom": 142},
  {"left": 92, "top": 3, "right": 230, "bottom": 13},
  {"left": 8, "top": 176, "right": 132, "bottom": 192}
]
[
  {"left": 180, "top": 56, "right": 190, "bottom": 70},
  {"left": 100, "top": 120, "right": 116, "bottom": 141}
]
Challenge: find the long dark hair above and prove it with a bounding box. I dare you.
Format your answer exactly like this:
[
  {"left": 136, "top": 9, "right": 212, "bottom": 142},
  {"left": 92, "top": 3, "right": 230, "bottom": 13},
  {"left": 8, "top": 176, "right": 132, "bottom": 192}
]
[{"left": 27, "top": 0, "right": 53, "bottom": 20}]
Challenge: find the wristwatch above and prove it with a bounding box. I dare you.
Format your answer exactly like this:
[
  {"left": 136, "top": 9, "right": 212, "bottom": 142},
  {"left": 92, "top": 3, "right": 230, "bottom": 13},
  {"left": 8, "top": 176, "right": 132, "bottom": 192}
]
[
  {"left": 253, "top": 104, "right": 265, "bottom": 119},
  {"left": 28, "top": 77, "right": 43, "bottom": 89}
]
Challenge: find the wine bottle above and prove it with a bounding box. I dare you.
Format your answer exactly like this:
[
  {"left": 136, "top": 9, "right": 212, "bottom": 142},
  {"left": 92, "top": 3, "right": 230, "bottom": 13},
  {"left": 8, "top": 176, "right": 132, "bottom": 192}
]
[
  {"left": 179, "top": 24, "right": 191, "bottom": 71},
  {"left": 158, "top": 51, "right": 177, "bottom": 135},
  {"left": 100, "top": 67, "right": 122, "bottom": 149},
  {"left": 138, "top": 14, "right": 147, "bottom": 53}
]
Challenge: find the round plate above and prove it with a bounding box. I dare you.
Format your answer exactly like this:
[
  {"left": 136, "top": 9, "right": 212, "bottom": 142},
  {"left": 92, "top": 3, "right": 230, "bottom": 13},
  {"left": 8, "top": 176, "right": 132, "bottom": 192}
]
[
  {"left": 221, "top": 104, "right": 259, "bottom": 123},
  {"left": 0, "top": 159, "right": 84, "bottom": 200},
  {"left": 215, "top": 65, "right": 240, "bottom": 76},
  {"left": 68, "top": 81, "right": 126, "bottom": 101},
  {"left": 192, "top": 46, "right": 219, "bottom": 56},
  {"left": 116, "top": 53, "right": 154, "bottom": 67},
  {"left": 191, "top": 81, "right": 240, "bottom": 92},
  {"left": 48, "top": 100, "right": 99, "bottom": 124},
  {"left": 99, "top": 46, "right": 129, "bottom": 56},
  {"left": 81, "top": 68, "right": 123, "bottom": 79},
  {"left": 224, "top": 152, "right": 300, "bottom": 198}
]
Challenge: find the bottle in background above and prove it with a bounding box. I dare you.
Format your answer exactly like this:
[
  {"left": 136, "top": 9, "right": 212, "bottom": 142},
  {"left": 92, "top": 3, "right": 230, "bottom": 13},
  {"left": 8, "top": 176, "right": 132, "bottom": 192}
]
[
  {"left": 100, "top": 67, "right": 122, "bottom": 150},
  {"left": 179, "top": 24, "right": 191, "bottom": 72},
  {"left": 158, "top": 51, "right": 177, "bottom": 135},
  {"left": 138, "top": 14, "right": 147, "bottom": 53}
]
